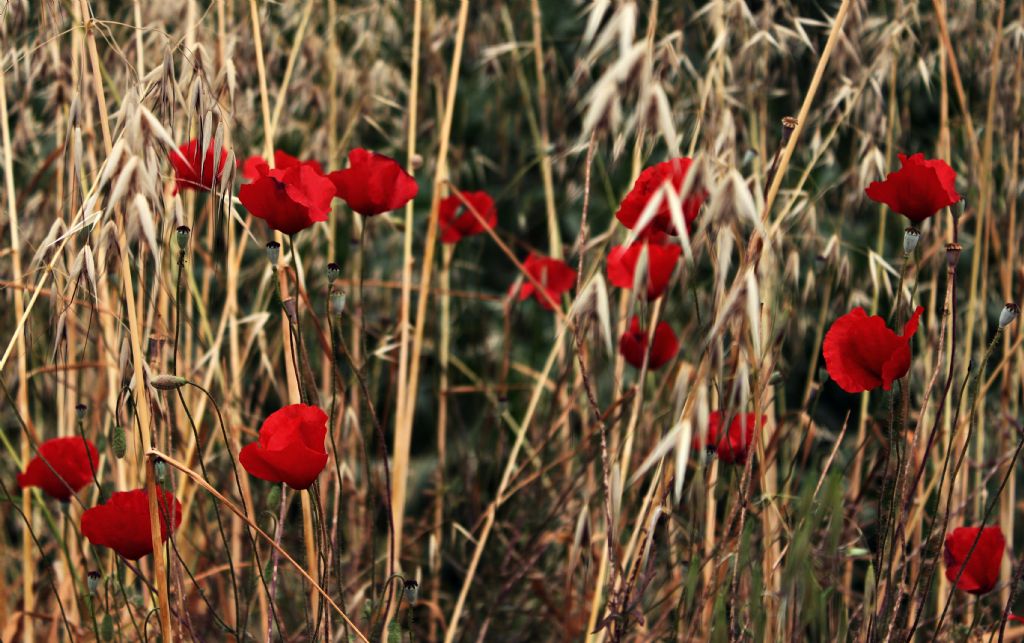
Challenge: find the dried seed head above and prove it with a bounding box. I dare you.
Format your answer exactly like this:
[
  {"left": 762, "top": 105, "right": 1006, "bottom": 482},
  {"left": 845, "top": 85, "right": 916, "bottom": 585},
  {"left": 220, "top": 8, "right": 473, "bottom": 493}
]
[
  {"left": 266, "top": 241, "right": 281, "bottom": 265},
  {"left": 903, "top": 227, "right": 921, "bottom": 254},
  {"left": 999, "top": 303, "right": 1020, "bottom": 329},
  {"left": 945, "top": 243, "right": 962, "bottom": 267},
  {"left": 151, "top": 374, "right": 187, "bottom": 391},
  {"left": 327, "top": 262, "right": 341, "bottom": 282}
]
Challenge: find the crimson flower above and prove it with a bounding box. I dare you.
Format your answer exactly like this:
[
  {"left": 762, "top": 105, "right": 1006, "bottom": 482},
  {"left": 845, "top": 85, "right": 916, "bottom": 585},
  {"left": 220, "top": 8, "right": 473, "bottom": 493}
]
[
  {"left": 440, "top": 191, "right": 497, "bottom": 243},
  {"left": 17, "top": 437, "right": 98, "bottom": 501},
  {"left": 516, "top": 253, "right": 576, "bottom": 311},
  {"left": 615, "top": 157, "right": 706, "bottom": 236},
  {"left": 619, "top": 316, "right": 678, "bottom": 370},
  {"left": 692, "top": 411, "right": 765, "bottom": 465},
  {"left": 823, "top": 306, "right": 924, "bottom": 393},
  {"left": 329, "top": 148, "right": 418, "bottom": 216},
  {"left": 943, "top": 526, "right": 1005, "bottom": 595},
  {"left": 81, "top": 488, "right": 182, "bottom": 561},
  {"left": 170, "top": 139, "right": 228, "bottom": 193},
  {"left": 865, "top": 153, "right": 960, "bottom": 223},
  {"left": 240, "top": 404, "right": 329, "bottom": 490},
  {"left": 238, "top": 162, "right": 335, "bottom": 235},
  {"left": 242, "top": 150, "right": 324, "bottom": 181},
  {"left": 607, "top": 238, "right": 681, "bottom": 300}
]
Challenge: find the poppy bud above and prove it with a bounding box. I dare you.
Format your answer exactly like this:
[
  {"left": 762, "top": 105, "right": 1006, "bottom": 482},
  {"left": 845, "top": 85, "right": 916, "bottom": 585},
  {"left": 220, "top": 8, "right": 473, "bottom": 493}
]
[
  {"left": 176, "top": 225, "right": 191, "bottom": 246},
  {"left": 100, "top": 614, "right": 114, "bottom": 641},
  {"left": 281, "top": 297, "right": 298, "bottom": 324},
  {"left": 780, "top": 116, "right": 798, "bottom": 146},
  {"left": 111, "top": 426, "right": 127, "bottom": 459},
  {"left": 151, "top": 374, "right": 187, "bottom": 391},
  {"left": 403, "top": 579, "right": 419, "bottom": 605},
  {"left": 945, "top": 243, "right": 962, "bottom": 267},
  {"left": 326, "top": 262, "right": 341, "bottom": 282},
  {"left": 903, "top": 227, "right": 921, "bottom": 254},
  {"left": 75, "top": 403, "right": 87, "bottom": 421},
  {"left": 266, "top": 483, "right": 281, "bottom": 509},
  {"left": 266, "top": 241, "right": 281, "bottom": 265},
  {"left": 1000, "top": 303, "right": 1020, "bottom": 329},
  {"left": 87, "top": 570, "right": 101, "bottom": 594},
  {"left": 330, "top": 291, "right": 347, "bottom": 317},
  {"left": 153, "top": 458, "right": 167, "bottom": 484}
]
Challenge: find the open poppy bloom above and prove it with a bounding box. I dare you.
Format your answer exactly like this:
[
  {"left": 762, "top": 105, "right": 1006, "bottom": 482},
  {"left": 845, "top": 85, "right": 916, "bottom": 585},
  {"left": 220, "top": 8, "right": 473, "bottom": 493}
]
[
  {"left": 943, "top": 525, "right": 1005, "bottom": 595},
  {"left": 329, "top": 148, "right": 419, "bottom": 216},
  {"left": 238, "top": 163, "right": 335, "bottom": 235},
  {"left": 240, "top": 404, "right": 329, "bottom": 490},
  {"left": 439, "top": 191, "right": 497, "bottom": 243},
  {"left": 692, "top": 411, "right": 765, "bottom": 465},
  {"left": 607, "top": 238, "right": 681, "bottom": 300},
  {"left": 865, "top": 153, "right": 960, "bottom": 223},
  {"left": 823, "top": 306, "right": 924, "bottom": 393},
  {"left": 81, "top": 488, "right": 182, "bottom": 561},
  {"left": 516, "top": 253, "right": 576, "bottom": 310},
  {"left": 619, "top": 316, "right": 678, "bottom": 370},
  {"left": 615, "top": 157, "right": 706, "bottom": 236},
  {"left": 170, "top": 139, "right": 229, "bottom": 193},
  {"left": 242, "top": 150, "right": 325, "bottom": 181},
  {"left": 18, "top": 437, "right": 98, "bottom": 501}
]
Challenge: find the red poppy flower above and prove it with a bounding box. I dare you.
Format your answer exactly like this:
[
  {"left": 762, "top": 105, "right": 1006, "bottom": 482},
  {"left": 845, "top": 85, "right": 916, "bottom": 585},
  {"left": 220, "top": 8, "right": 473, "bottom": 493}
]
[
  {"left": 329, "top": 148, "right": 419, "bottom": 216},
  {"left": 516, "top": 253, "right": 576, "bottom": 310},
  {"left": 615, "top": 158, "right": 706, "bottom": 236},
  {"left": 865, "top": 153, "right": 960, "bottom": 223},
  {"left": 619, "top": 316, "right": 679, "bottom": 370},
  {"left": 823, "top": 306, "right": 924, "bottom": 393},
  {"left": 607, "top": 239, "right": 681, "bottom": 299},
  {"left": 943, "top": 525, "right": 1005, "bottom": 595},
  {"left": 691, "top": 411, "right": 765, "bottom": 465},
  {"left": 81, "top": 488, "right": 182, "bottom": 561},
  {"left": 17, "top": 437, "right": 98, "bottom": 501},
  {"left": 239, "top": 404, "right": 329, "bottom": 490},
  {"left": 242, "top": 150, "right": 325, "bottom": 181},
  {"left": 238, "top": 164, "right": 335, "bottom": 235},
  {"left": 439, "top": 191, "right": 497, "bottom": 243},
  {"left": 170, "top": 139, "right": 229, "bottom": 193}
]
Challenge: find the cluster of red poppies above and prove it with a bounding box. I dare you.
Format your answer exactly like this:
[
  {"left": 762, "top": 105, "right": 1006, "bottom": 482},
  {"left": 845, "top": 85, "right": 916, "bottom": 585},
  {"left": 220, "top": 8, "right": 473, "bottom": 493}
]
[{"left": 18, "top": 142, "right": 1004, "bottom": 595}]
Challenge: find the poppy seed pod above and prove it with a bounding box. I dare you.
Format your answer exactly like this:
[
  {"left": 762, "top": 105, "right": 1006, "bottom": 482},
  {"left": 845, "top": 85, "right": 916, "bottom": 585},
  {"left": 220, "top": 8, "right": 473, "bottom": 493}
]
[
  {"left": 75, "top": 403, "right": 87, "bottom": 420},
  {"left": 404, "top": 579, "right": 419, "bottom": 605},
  {"left": 946, "top": 243, "right": 962, "bottom": 268},
  {"left": 330, "top": 291, "right": 347, "bottom": 317},
  {"left": 266, "top": 241, "right": 281, "bottom": 265},
  {"left": 903, "top": 227, "right": 921, "bottom": 254},
  {"left": 87, "top": 570, "right": 101, "bottom": 594},
  {"left": 326, "top": 262, "right": 341, "bottom": 282},
  {"left": 151, "top": 374, "right": 187, "bottom": 391},
  {"left": 111, "top": 426, "right": 127, "bottom": 459},
  {"left": 153, "top": 458, "right": 167, "bottom": 485},
  {"left": 176, "top": 225, "right": 190, "bottom": 245},
  {"left": 1000, "top": 303, "right": 1020, "bottom": 329}
]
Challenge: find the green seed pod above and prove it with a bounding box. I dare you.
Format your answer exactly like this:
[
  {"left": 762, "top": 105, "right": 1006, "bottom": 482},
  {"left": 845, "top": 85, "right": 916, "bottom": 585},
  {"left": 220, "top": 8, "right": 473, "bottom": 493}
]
[
  {"left": 111, "top": 426, "right": 127, "bottom": 459},
  {"left": 100, "top": 613, "right": 114, "bottom": 641},
  {"left": 153, "top": 459, "right": 167, "bottom": 485}
]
